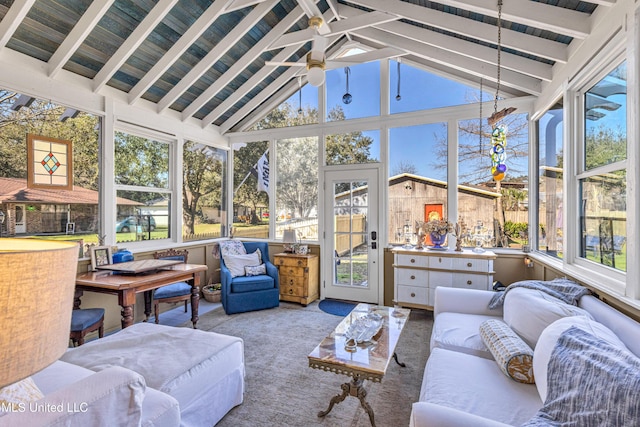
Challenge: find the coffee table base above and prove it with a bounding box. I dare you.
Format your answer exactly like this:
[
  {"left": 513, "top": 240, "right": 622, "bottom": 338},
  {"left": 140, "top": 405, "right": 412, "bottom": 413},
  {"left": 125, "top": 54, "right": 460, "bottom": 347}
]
[{"left": 318, "top": 374, "right": 376, "bottom": 427}]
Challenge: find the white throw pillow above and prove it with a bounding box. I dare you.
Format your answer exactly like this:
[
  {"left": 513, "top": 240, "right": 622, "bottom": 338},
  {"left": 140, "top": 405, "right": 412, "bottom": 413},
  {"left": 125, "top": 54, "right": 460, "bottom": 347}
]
[
  {"left": 503, "top": 287, "right": 593, "bottom": 348},
  {"left": 224, "top": 250, "right": 261, "bottom": 278},
  {"left": 533, "top": 316, "right": 627, "bottom": 402},
  {"left": 0, "top": 377, "right": 43, "bottom": 413}
]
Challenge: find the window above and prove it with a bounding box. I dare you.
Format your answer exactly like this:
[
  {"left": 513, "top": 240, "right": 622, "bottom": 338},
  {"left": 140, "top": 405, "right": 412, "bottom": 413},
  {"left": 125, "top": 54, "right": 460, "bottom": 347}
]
[
  {"left": 326, "top": 62, "right": 380, "bottom": 121},
  {"left": 275, "top": 137, "right": 319, "bottom": 240},
  {"left": 114, "top": 130, "right": 171, "bottom": 243},
  {"left": 248, "top": 82, "right": 318, "bottom": 130},
  {"left": 388, "top": 123, "right": 448, "bottom": 244},
  {"left": 182, "top": 141, "right": 228, "bottom": 241},
  {"left": 390, "top": 60, "right": 489, "bottom": 114},
  {"left": 0, "top": 90, "right": 101, "bottom": 251},
  {"left": 325, "top": 130, "right": 380, "bottom": 165},
  {"left": 457, "top": 113, "right": 529, "bottom": 249},
  {"left": 578, "top": 61, "right": 627, "bottom": 272},
  {"left": 536, "top": 100, "right": 564, "bottom": 257},
  {"left": 232, "top": 141, "right": 269, "bottom": 238}
]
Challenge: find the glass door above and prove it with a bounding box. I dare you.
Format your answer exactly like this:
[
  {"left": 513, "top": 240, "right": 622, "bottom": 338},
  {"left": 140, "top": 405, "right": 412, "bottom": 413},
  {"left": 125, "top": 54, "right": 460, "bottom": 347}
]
[{"left": 323, "top": 168, "right": 379, "bottom": 303}]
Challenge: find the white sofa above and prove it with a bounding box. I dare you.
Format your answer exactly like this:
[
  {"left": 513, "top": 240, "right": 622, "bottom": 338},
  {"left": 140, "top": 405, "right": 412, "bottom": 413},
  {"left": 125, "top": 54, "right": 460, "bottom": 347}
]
[
  {"left": 0, "top": 323, "right": 244, "bottom": 427},
  {"left": 411, "top": 285, "right": 640, "bottom": 427}
]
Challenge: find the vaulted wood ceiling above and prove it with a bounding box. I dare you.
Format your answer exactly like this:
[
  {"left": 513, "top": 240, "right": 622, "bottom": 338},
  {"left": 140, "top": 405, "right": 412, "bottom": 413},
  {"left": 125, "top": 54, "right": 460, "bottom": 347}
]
[{"left": 0, "top": 0, "right": 603, "bottom": 133}]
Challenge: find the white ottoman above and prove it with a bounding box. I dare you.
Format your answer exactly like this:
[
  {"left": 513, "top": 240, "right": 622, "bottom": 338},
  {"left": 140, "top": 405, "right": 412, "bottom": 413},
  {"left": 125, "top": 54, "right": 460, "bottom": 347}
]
[{"left": 61, "top": 323, "right": 244, "bottom": 427}]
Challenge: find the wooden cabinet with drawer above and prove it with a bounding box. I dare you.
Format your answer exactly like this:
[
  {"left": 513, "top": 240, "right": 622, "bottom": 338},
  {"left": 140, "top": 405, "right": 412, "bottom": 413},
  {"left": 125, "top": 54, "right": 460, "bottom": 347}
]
[
  {"left": 392, "top": 248, "right": 496, "bottom": 310},
  {"left": 274, "top": 253, "right": 319, "bottom": 306}
]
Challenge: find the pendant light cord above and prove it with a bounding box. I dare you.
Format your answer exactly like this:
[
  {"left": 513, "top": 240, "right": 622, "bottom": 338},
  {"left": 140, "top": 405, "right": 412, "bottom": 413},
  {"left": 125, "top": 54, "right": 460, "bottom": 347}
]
[
  {"left": 493, "top": 0, "right": 503, "bottom": 116},
  {"left": 479, "top": 78, "right": 483, "bottom": 154},
  {"left": 396, "top": 60, "right": 401, "bottom": 100}
]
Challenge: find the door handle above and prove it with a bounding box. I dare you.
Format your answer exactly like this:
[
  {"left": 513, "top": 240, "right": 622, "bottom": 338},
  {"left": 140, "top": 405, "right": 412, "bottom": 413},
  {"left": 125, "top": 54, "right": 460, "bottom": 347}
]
[{"left": 371, "top": 231, "right": 377, "bottom": 241}]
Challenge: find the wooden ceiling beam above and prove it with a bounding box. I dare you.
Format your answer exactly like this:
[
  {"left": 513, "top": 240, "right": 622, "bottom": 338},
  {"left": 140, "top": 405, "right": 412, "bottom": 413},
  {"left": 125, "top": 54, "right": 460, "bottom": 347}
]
[
  {"left": 93, "top": 0, "right": 179, "bottom": 93},
  {"left": 157, "top": 0, "right": 278, "bottom": 114},
  {"left": 48, "top": 0, "right": 116, "bottom": 78},
  {"left": 127, "top": 0, "right": 235, "bottom": 104},
  {"left": 0, "top": 0, "right": 36, "bottom": 49},
  {"left": 342, "top": 0, "right": 567, "bottom": 64}
]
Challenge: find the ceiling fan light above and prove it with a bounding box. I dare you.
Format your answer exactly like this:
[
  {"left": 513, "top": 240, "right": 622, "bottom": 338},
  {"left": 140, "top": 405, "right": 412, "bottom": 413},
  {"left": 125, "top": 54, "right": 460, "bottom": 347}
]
[{"left": 307, "top": 66, "right": 325, "bottom": 87}]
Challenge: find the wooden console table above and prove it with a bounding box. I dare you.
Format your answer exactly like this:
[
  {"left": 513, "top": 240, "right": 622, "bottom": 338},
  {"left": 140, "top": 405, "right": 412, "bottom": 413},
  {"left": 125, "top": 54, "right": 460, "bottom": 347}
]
[{"left": 75, "top": 263, "right": 207, "bottom": 329}]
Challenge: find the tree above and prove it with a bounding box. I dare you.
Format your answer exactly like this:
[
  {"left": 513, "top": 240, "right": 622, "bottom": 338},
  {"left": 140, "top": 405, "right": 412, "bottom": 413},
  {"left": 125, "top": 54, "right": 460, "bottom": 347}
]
[{"left": 392, "top": 161, "right": 418, "bottom": 175}]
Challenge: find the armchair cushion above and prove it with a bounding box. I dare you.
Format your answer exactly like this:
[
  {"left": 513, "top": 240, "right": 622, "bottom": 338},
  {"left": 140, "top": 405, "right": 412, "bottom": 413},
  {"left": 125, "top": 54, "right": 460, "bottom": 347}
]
[
  {"left": 223, "top": 249, "right": 262, "bottom": 278},
  {"left": 153, "top": 281, "right": 191, "bottom": 299},
  {"left": 231, "top": 274, "right": 275, "bottom": 293}
]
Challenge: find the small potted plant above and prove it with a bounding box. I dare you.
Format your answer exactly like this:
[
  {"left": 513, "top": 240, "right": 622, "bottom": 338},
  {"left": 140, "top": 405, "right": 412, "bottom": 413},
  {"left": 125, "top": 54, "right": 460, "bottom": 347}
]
[{"left": 202, "top": 282, "right": 222, "bottom": 303}]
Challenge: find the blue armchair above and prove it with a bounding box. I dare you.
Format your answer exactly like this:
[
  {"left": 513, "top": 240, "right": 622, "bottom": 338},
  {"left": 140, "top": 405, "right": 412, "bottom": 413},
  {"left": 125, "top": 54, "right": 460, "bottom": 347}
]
[{"left": 220, "top": 242, "right": 280, "bottom": 315}]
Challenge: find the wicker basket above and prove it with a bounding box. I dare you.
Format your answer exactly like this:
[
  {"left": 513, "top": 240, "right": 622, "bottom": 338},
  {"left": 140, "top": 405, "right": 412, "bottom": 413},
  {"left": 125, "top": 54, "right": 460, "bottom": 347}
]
[{"left": 202, "top": 285, "right": 221, "bottom": 303}]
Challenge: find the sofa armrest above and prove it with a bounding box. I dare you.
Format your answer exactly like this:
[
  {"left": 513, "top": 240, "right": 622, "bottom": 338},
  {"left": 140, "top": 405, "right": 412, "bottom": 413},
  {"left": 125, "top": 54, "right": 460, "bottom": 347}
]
[
  {"left": 0, "top": 366, "right": 146, "bottom": 427},
  {"left": 410, "top": 402, "right": 512, "bottom": 427},
  {"left": 434, "top": 287, "right": 503, "bottom": 318}
]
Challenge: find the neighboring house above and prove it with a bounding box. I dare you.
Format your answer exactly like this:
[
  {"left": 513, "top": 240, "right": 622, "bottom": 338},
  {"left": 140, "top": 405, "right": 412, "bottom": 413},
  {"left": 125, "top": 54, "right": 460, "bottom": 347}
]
[{"left": 0, "top": 177, "right": 138, "bottom": 236}]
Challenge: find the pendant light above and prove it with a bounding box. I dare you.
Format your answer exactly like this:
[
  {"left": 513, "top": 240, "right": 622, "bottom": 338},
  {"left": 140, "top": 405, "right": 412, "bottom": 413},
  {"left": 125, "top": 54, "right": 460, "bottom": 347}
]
[
  {"left": 396, "top": 59, "right": 402, "bottom": 101},
  {"left": 297, "top": 76, "right": 303, "bottom": 115},
  {"left": 342, "top": 67, "right": 352, "bottom": 104}
]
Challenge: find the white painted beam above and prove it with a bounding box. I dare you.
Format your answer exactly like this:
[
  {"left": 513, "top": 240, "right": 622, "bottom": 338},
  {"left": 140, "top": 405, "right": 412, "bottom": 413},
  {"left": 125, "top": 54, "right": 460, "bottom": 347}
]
[
  {"left": 297, "top": 0, "right": 331, "bottom": 34},
  {"left": 179, "top": 5, "right": 308, "bottom": 120},
  {"left": 359, "top": 15, "right": 553, "bottom": 81},
  {"left": 353, "top": 26, "right": 541, "bottom": 95},
  {"left": 437, "top": 0, "right": 591, "bottom": 39},
  {"left": 200, "top": 44, "right": 304, "bottom": 125},
  {"left": 227, "top": 0, "right": 270, "bottom": 12},
  {"left": 270, "top": 10, "right": 399, "bottom": 49},
  {"left": 48, "top": 0, "right": 116, "bottom": 78},
  {"left": 93, "top": 0, "right": 179, "bottom": 92},
  {"left": 158, "top": 0, "right": 278, "bottom": 114},
  {"left": 0, "top": 0, "right": 36, "bottom": 49},
  {"left": 127, "top": 0, "right": 235, "bottom": 104},
  {"left": 341, "top": 1, "right": 567, "bottom": 64}
]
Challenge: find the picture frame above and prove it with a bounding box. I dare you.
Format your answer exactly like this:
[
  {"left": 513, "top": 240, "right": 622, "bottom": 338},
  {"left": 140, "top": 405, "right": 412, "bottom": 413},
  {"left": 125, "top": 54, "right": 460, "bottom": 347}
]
[
  {"left": 66, "top": 222, "right": 75, "bottom": 234},
  {"left": 90, "top": 246, "right": 113, "bottom": 271}
]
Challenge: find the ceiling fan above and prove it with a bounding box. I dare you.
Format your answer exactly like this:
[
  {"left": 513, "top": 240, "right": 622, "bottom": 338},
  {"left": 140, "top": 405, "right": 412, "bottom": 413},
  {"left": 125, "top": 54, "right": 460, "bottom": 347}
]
[{"left": 265, "top": 16, "right": 406, "bottom": 87}]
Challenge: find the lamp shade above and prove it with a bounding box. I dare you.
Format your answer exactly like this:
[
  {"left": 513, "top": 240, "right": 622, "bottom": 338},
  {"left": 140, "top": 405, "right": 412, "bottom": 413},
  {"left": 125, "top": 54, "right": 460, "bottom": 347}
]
[
  {"left": 0, "top": 239, "right": 78, "bottom": 388},
  {"left": 282, "top": 229, "right": 297, "bottom": 244}
]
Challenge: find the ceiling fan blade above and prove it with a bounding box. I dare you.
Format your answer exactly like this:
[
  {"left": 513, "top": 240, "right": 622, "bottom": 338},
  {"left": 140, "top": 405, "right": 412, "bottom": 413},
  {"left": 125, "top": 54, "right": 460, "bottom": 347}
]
[
  {"left": 309, "top": 35, "right": 327, "bottom": 62},
  {"left": 325, "top": 48, "right": 407, "bottom": 69},
  {"left": 265, "top": 61, "right": 306, "bottom": 67}
]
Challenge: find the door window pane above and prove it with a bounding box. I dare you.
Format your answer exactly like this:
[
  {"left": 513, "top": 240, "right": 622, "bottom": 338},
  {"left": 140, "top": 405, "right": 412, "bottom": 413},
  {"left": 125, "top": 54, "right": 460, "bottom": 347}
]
[{"left": 333, "top": 180, "right": 368, "bottom": 287}]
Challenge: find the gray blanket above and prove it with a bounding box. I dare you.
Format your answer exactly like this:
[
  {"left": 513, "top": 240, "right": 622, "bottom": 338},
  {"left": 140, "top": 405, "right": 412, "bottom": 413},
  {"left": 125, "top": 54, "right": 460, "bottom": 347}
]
[
  {"left": 488, "top": 277, "right": 590, "bottom": 310},
  {"left": 522, "top": 326, "right": 640, "bottom": 426}
]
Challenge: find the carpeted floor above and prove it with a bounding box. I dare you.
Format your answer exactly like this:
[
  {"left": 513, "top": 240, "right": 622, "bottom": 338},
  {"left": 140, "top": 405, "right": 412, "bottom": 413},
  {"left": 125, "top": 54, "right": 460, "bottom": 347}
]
[{"left": 182, "top": 301, "right": 432, "bottom": 427}]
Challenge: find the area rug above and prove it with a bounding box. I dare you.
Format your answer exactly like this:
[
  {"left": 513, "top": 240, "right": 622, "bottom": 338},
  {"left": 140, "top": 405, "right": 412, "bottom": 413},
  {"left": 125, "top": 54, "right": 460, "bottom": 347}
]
[
  {"left": 181, "top": 301, "right": 432, "bottom": 427},
  {"left": 318, "top": 298, "right": 357, "bottom": 316}
]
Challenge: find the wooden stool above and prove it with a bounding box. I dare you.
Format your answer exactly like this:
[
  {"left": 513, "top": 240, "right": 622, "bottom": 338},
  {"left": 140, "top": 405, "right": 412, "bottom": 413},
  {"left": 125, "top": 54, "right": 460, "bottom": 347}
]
[{"left": 70, "top": 308, "right": 105, "bottom": 346}]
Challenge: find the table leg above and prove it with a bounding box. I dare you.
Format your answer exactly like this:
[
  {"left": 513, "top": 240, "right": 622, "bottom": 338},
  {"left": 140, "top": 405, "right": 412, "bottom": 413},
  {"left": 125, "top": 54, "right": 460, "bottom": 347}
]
[
  {"left": 318, "top": 376, "right": 376, "bottom": 427},
  {"left": 143, "top": 291, "right": 152, "bottom": 322},
  {"left": 121, "top": 305, "right": 134, "bottom": 329},
  {"left": 190, "top": 276, "right": 200, "bottom": 329},
  {"left": 393, "top": 352, "right": 406, "bottom": 367}
]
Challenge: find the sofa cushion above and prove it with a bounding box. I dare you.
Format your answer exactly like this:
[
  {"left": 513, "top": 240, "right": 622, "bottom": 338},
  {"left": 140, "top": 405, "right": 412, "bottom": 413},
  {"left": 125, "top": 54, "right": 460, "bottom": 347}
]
[
  {"left": 523, "top": 326, "right": 640, "bottom": 426},
  {"left": 431, "top": 312, "right": 497, "bottom": 359},
  {"left": 231, "top": 274, "right": 274, "bottom": 293},
  {"left": 224, "top": 249, "right": 262, "bottom": 278},
  {"left": 480, "top": 319, "right": 534, "bottom": 384},
  {"left": 422, "top": 348, "right": 542, "bottom": 426},
  {"left": 533, "top": 315, "right": 627, "bottom": 402},
  {"left": 503, "top": 287, "right": 593, "bottom": 348}
]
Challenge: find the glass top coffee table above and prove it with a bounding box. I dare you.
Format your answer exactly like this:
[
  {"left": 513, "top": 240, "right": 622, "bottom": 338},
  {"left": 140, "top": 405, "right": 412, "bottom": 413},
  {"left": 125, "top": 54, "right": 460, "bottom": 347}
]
[{"left": 308, "top": 303, "right": 411, "bottom": 426}]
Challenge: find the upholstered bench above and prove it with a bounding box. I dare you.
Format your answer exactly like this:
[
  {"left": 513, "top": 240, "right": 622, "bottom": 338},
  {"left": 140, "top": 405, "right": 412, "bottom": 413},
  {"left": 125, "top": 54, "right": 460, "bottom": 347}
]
[{"left": 61, "top": 322, "right": 244, "bottom": 427}]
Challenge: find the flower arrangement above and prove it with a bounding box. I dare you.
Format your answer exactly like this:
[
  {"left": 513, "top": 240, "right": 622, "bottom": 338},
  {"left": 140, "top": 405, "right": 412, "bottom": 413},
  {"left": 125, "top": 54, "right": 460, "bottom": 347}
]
[{"left": 424, "top": 219, "right": 454, "bottom": 236}]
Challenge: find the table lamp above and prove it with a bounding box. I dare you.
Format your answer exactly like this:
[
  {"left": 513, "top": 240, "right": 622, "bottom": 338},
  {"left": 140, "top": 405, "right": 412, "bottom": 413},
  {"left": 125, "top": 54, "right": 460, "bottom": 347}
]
[
  {"left": 0, "top": 239, "right": 78, "bottom": 388},
  {"left": 282, "top": 229, "right": 297, "bottom": 253}
]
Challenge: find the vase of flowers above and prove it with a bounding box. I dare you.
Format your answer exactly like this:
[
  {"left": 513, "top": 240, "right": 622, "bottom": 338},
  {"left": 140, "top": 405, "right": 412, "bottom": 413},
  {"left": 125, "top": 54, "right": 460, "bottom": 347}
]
[{"left": 425, "top": 219, "right": 453, "bottom": 249}]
